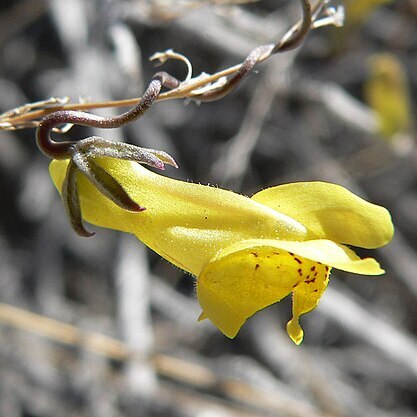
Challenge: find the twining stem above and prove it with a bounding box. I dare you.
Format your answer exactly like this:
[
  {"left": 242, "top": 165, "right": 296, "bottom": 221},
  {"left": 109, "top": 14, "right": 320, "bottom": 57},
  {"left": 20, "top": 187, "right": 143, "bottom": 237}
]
[
  {"left": 36, "top": 72, "right": 179, "bottom": 159},
  {"left": 3, "top": 0, "right": 329, "bottom": 131}
]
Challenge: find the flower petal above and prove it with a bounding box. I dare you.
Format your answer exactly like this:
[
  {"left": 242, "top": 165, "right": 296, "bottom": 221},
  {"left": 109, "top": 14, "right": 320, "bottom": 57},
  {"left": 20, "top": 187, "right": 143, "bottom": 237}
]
[
  {"left": 288, "top": 265, "right": 330, "bottom": 345},
  {"left": 251, "top": 182, "right": 394, "bottom": 249},
  {"left": 217, "top": 238, "right": 384, "bottom": 275},
  {"left": 49, "top": 158, "right": 307, "bottom": 275},
  {"left": 197, "top": 241, "right": 330, "bottom": 341}
]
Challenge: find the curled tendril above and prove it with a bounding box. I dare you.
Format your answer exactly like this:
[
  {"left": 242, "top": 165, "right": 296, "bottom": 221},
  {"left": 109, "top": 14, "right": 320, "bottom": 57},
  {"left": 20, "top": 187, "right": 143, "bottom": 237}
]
[{"left": 36, "top": 71, "right": 179, "bottom": 236}]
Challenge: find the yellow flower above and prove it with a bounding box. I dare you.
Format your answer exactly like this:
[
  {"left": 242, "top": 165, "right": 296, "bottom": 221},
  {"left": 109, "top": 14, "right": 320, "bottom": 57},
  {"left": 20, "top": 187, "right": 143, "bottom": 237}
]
[
  {"left": 49, "top": 158, "right": 393, "bottom": 344},
  {"left": 364, "top": 53, "right": 412, "bottom": 140}
]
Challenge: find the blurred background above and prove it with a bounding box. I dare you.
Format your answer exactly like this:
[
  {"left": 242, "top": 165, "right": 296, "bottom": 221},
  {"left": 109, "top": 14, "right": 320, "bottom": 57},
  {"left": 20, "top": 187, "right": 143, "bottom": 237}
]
[{"left": 0, "top": 0, "right": 416, "bottom": 416}]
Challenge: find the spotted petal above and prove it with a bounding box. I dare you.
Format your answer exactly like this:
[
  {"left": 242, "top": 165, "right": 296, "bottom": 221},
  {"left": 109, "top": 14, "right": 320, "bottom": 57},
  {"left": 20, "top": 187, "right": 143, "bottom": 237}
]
[
  {"left": 197, "top": 238, "right": 383, "bottom": 342},
  {"left": 197, "top": 240, "right": 331, "bottom": 342}
]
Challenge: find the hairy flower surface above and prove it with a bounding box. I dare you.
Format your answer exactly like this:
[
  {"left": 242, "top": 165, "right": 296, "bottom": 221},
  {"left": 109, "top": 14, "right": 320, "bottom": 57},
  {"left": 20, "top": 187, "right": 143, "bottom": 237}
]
[{"left": 49, "top": 158, "right": 393, "bottom": 344}]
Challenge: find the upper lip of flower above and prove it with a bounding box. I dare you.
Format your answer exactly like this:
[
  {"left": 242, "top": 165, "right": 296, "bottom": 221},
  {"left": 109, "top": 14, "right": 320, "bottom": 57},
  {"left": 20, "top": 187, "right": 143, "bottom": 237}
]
[{"left": 251, "top": 181, "right": 394, "bottom": 249}]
